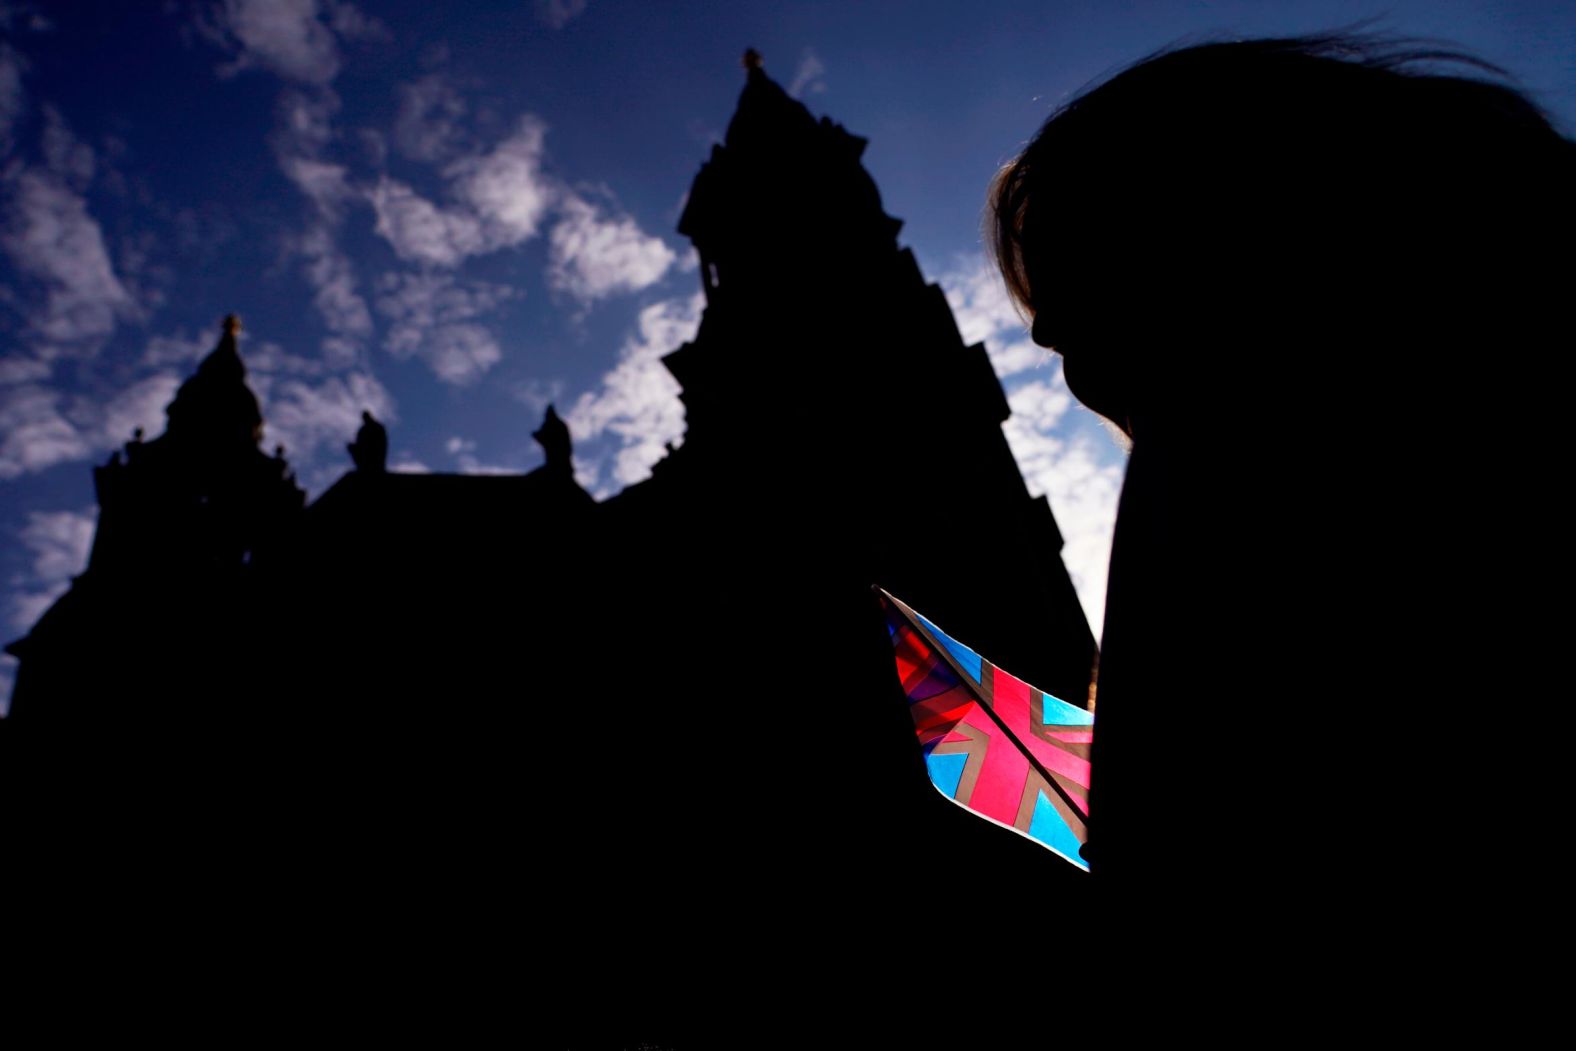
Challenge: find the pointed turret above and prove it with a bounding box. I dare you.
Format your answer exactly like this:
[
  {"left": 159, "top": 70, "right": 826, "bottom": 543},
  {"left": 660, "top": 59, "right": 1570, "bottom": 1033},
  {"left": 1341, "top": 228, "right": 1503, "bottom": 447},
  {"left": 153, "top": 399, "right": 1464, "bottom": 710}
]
[
  {"left": 677, "top": 53, "right": 902, "bottom": 308},
  {"left": 165, "top": 314, "right": 265, "bottom": 453},
  {"left": 654, "top": 47, "right": 1098, "bottom": 714},
  {"left": 6, "top": 314, "right": 305, "bottom": 731},
  {"left": 85, "top": 314, "right": 304, "bottom": 578}
]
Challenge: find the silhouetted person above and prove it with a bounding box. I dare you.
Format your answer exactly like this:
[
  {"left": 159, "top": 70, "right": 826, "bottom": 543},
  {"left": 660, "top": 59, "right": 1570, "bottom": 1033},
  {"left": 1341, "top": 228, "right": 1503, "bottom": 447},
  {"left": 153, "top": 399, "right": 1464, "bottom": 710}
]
[
  {"left": 348, "top": 410, "right": 388, "bottom": 473},
  {"left": 990, "top": 34, "right": 1573, "bottom": 954}
]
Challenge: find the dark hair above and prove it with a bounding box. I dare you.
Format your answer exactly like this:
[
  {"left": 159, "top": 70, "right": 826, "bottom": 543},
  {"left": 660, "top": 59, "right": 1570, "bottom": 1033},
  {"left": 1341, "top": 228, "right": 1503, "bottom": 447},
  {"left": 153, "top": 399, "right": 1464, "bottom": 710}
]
[{"left": 989, "top": 32, "right": 1573, "bottom": 327}]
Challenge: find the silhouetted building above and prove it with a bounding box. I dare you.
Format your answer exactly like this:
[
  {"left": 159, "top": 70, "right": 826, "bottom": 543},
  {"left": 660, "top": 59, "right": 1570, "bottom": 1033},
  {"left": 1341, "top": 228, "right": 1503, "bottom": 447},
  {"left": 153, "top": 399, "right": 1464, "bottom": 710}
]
[{"left": 3, "top": 61, "right": 1098, "bottom": 995}]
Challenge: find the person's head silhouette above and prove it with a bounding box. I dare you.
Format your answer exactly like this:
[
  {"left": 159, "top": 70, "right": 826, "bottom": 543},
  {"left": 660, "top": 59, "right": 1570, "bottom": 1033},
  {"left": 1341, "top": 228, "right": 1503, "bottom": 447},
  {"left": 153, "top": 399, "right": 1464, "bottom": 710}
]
[{"left": 989, "top": 33, "right": 1573, "bottom": 441}]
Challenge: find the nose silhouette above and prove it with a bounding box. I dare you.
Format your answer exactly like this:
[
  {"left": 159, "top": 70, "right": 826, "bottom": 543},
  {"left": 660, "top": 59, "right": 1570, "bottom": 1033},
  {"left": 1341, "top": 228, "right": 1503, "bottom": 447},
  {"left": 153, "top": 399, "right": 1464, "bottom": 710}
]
[{"left": 1031, "top": 313, "right": 1057, "bottom": 350}]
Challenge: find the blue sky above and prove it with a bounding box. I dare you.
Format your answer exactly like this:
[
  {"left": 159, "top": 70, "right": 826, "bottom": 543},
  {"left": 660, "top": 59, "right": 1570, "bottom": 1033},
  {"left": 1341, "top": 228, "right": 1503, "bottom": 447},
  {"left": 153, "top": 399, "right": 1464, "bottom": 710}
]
[{"left": 2, "top": 0, "right": 1572, "bottom": 707}]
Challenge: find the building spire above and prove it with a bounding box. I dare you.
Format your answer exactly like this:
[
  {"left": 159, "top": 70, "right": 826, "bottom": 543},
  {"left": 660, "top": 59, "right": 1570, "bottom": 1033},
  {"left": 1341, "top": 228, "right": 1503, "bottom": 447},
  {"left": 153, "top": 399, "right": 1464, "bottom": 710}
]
[{"left": 164, "top": 313, "right": 265, "bottom": 450}]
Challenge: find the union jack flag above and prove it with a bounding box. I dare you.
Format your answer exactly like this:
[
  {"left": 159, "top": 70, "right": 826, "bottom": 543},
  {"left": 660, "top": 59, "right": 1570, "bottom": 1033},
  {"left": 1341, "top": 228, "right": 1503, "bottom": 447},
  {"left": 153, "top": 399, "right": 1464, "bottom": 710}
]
[{"left": 878, "top": 588, "right": 1093, "bottom": 871}]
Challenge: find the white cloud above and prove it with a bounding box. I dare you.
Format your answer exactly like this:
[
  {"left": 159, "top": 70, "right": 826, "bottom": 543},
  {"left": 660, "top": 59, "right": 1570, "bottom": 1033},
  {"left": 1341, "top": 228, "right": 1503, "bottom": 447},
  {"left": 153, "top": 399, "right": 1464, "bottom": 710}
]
[
  {"left": 257, "top": 369, "right": 395, "bottom": 472},
  {"left": 280, "top": 156, "right": 352, "bottom": 219},
  {"left": 535, "top": 0, "right": 588, "bottom": 30},
  {"left": 9, "top": 507, "right": 96, "bottom": 634},
  {"left": 0, "top": 355, "right": 50, "bottom": 385},
  {"left": 938, "top": 254, "right": 1052, "bottom": 379},
  {"left": 0, "top": 371, "right": 180, "bottom": 482},
  {"left": 1001, "top": 370, "right": 1124, "bottom": 639},
  {"left": 444, "top": 435, "right": 515, "bottom": 475},
  {"left": 394, "top": 74, "right": 466, "bottom": 163},
  {"left": 937, "top": 255, "right": 1122, "bottom": 633},
  {"left": 366, "top": 176, "right": 485, "bottom": 267},
  {"left": 275, "top": 89, "right": 336, "bottom": 156},
  {"left": 1, "top": 167, "right": 138, "bottom": 345},
  {"left": 227, "top": 333, "right": 395, "bottom": 491},
  {"left": 414, "top": 324, "right": 499, "bottom": 385},
  {"left": 244, "top": 337, "right": 328, "bottom": 377},
  {"left": 143, "top": 331, "right": 212, "bottom": 368},
  {"left": 213, "top": 0, "right": 343, "bottom": 86},
  {"left": 513, "top": 377, "right": 564, "bottom": 419},
  {"left": 39, "top": 105, "right": 93, "bottom": 188},
  {"left": 447, "top": 116, "right": 554, "bottom": 250},
  {"left": 375, "top": 271, "right": 514, "bottom": 384},
  {"left": 989, "top": 338, "right": 1052, "bottom": 377},
  {"left": 368, "top": 116, "right": 557, "bottom": 270},
  {"left": 547, "top": 193, "right": 677, "bottom": 304},
  {"left": 269, "top": 93, "right": 370, "bottom": 364},
  {"left": 1005, "top": 375, "right": 1072, "bottom": 433},
  {"left": 565, "top": 292, "right": 701, "bottom": 494},
  {"left": 298, "top": 225, "right": 372, "bottom": 364},
  {"left": 789, "top": 50, "right": 827, "bottom": 98},
  {"left": 325, "top": 1, "right": 389, "bottom": 43},
  {"left": 16, "top": 508, "right": 95, "bottom": 595},
  {"left": 368, "top": 111, "right": 665, "bottom": 312},
  {"left": 0, "top": 384, "right": 90, "bottom": 480},
  {"left": 83, "top": 373, "right": 182, "bottom": 451}
]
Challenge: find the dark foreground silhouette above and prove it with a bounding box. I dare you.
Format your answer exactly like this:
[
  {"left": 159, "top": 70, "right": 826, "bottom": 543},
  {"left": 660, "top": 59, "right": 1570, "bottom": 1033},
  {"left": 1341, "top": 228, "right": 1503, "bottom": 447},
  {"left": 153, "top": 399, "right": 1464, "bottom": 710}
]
[
  {"left": 7, "top": 34, "right": 1569, "bottom": 1024},
  {"left": 991, "top": 31, "right": 1574, "bottom": 985},
  {"left": 2, "top": 58, "right": 1096, "bottom": 1020}
]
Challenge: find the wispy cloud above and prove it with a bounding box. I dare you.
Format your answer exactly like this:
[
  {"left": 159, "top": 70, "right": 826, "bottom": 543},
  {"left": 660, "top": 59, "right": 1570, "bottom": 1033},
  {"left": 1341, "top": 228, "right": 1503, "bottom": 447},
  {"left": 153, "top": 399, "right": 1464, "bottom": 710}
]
[
  {"left": 1001, "top": 370, "right": 1123, "bottom": 638},
  {"left": 8, "top": 507, "right": 96, "bottom": 634},
  {"left": 393, "top": 73, "right": 467, "bottom": 163},
  {"left": 0, "top": 370, "right": 186, "bottom": 482},
  {"left": 368, "top": 115, "right": 555, "bottom": 270},
  {"left": 565, "top": 292, "right": 701, "bottom": 495},
  {"left": 271, "top": 91, "right": 373, "bottom": 365},
  {"left": 324, "top": 0, "right": 389, "bottom": 43},
  {"left": 939, "top": 255, "right": 1122, "bottom": 637},
  {"left": 939, "top": 254, "right": 1049, "bottom": 380},
  {"left": 535, "top": 0, "right": 588, "bottom": 30},
  {"left": 789, "top": 50, "right": 827, "bottom": 98},
  {"left": 0, "top": 355, "right": 50, "bottom": 385},
  {"left": 371, "top": 90, "right": 671, "bottom": 321},
  {"left": 253, "top": 368, "right": 395, "bottom": 486},
  {"left": 39, "top": 105, "right": 92, "bottom": 188},
  {"left": 298, "top": 226, "right": 372, "bottom": 366},
  {"left": 274, "top": 88, "right": 336, "bottom": 159},
  {"left": 1, "top": 165, "right": 138, "bottom": 346},
  {"left": 444, "top": 435, "right": 518, "bottom": 475},
  {"left": 86, "top": 373, "right": 182, "bottom": 451},
  {"left": 366, "top": 177, "right": 486, "bottom": 267},
  {"left": 0, "top": 384, "right": 90, "bottom": 480},
  {"left": 0, "top": 36, "right": 139, "bottom": 360},
  {"left": 210, "top": 0, "right": 343, "bottom": 86},
  {"left": 547, "top": 193, "right": 678, "bottom": 305},
  {"left": 445, "top": 116, "right": 554, "bottom": 251},
  {"left": 280, "top": 155, "right": 352, "bottom": 219},
  {"left": 142, "top": 331, "right": 211, "bottom": 368},
  {"left": 375, "top": 271, "right": 515, "bottom": 384}
]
